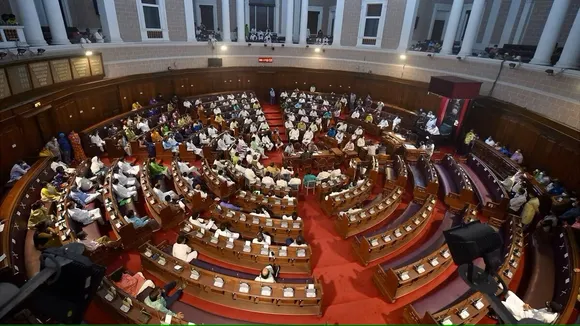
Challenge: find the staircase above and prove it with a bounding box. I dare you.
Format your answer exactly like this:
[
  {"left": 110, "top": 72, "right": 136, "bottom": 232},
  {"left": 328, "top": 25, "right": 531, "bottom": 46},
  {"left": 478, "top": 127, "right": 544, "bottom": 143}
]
[{"left": 262, "top": 104, "right": 287, "bottom": 142}]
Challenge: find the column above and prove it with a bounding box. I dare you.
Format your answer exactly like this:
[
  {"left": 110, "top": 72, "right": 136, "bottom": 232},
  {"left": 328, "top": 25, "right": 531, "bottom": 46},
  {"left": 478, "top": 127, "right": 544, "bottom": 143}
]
[
  {"left": 275, "top": 0, "right": 281, "bottom": 33},
  {"left": 96, "top": 0, "right": 123, "bottom": 43},
  {"left": 236, "top": 0, "right": 245, "bottom": 42},
  {"left": 498, "top": 0, "right": 521, "bottom": 47},
  {"left": 285, "top": 0, "right": 294, "bottom": 44},
  {"left": 10, "top": 0, "right": 47, "bottom": 46},
  {"left": 440, "top": 0, "right": 465, "bottom": 55},
  {"left": 396, "top": 0, "right": 418, "bottom": 52},
  {"left": 332, "top": 0, "right": 345, "bottom": 47},
  {"left": 221, "top": 0, "right": 231, "bottom": 42},
  {"left": 480, "top": 0, "right": 501, "bottom": 47},
  {"left": 42, "top": 0, "right": 70, "bottom": 45},
  {"left": 512, "top": 0, "right": 533, "bottom": 44},
  {"left": 299, "top": 0, "right": 309, "bottom": 44},
  {"left": 457, "top": 0, "right": 486, "bottom": 57},
  {"left": 555, "top": 9, "right": 580, "bottom": 69},
  {"left": 530, "top": 0, "right": 570, "bottom": 65}
]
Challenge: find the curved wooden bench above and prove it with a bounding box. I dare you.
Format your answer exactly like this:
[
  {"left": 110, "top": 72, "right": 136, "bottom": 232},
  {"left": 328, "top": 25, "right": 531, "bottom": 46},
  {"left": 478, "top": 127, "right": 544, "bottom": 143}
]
[
  {"left": 316, "top": 174, "right": 350, "bottom": 201},
  {"left": 335, "top": 187, "right": 403, "bottom": 239},
  {"left": 211, "top": 204, "right": 303, "bottom": 244},
  {"left": 181, "top": 221, "right": 311, "bottom": 274},
  {"left": 437, "top": 154, "right": 476, "bottom": 212},
  {"left": 352, "top": 195, "right": 437, "bottom": 265},
  {"left": 140, "top": 159, "right": 184, "bottom": 229},
  {"left": 231, "top": 190, "right": 297, "bottom": 217},
  {"left": 140, "top": 242, "right": 322, "bottom": 315},
  {"left": 201, "top": 159, "right": 238, "bottom": 198},
  {"left": 170, "top": 160, "right": 211, "bottom": 214},
  {"left": 409, "top": 155, "right": 439, "bottom": 204},
  {"left": 384, "top": 155, "right": 408, "bottom": 191},
  {"left": 320, "top": 178, "right": 373, "bottom": 216},
  {"left": 404, "top": 216, "right": 524, "bottom": 325}
]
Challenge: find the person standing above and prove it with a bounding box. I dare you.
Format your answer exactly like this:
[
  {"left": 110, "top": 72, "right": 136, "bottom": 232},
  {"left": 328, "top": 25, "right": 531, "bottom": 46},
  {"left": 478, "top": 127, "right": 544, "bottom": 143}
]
[
  {"left": 68, "top": 131, "right": 87, "bottom": 163},
  {"left": 58, "top": 133, "right": 72, "bottom": 164},
  {"left": 269, "top": 88, "right": 276, "bottom": 105}
]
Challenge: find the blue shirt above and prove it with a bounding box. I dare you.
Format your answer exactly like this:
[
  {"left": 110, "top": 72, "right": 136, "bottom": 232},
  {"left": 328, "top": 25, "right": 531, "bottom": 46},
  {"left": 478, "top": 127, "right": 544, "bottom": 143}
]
[{"left": 127, "top": 215, "right": 149, "bottom": 228}]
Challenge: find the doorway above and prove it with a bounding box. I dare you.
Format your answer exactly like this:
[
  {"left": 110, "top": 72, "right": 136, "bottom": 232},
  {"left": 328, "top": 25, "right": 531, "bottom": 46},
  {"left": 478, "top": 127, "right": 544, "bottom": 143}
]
[
  {"left": 431, "top": 20, "right": 445, "bottom": 41},
  {"left": 199, "top": 5, "right": 215, "bottom": 30},
  {"left": 307, "top": 11, "right": 320, "bottom": 35}
]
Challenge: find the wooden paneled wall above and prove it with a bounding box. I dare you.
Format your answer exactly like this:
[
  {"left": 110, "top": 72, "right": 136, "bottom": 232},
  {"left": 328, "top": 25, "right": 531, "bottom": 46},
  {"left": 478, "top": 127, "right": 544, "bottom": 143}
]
[{"left": 463, "top": 98, "right": 580, "bottom": 192}]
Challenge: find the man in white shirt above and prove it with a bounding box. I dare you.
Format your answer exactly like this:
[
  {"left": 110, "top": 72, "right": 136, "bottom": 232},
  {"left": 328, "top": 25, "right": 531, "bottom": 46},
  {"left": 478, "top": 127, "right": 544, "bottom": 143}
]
[
  {"left": 262, "top": 173, "right": 275, "bottom": 186},
  {"left": 112, "top": 178, "right": 137, "bottom": 201},
  {"left": 177, "top": 161, "right": 198, "bottom": 176},
  {"left": 276, "top": 178, "right": 288, "bottom": 188},
  {"left": 244, "top": 167, "right": 257, "bottom": 184},
  {"left": 289, "top": 128, "right": 300, "bottom": 142},
  {"left": 118, "top": 158, "right": 140, "bottom": 176},
  {"left": 207, "top": 126, "right": 218, "bottom": 138},
  {"left": 317, "top": 170, "right": 331, "bottom": 181},
  {"left": 289, "top": 177, "right": 301, "bottom": 187},
  {"left": 137, "top": 120, "right": 150, "bottom": 133},
  {"left": 90, "top": 132, "right": 106, "bottom": 152},
  {"left": 302, "top": 129, "right": 314, "bottom": 145},
  {"left": 172, "top": 235, "right": 198, "bottom": 263},
  {"left": 113, "top": 168, "right": 138, "bottom": 187},
  {"left": 153, "top": 183, "right": 178, "bottom": 203},
  {"left": 67, "top": 202, "right": 104, "bottom": 225},
  {"left": 214, "top": 224, "right": 240, "bottom": 239},
  {"left": 217, "top": 138, "right": 228, "bottom": 151}
]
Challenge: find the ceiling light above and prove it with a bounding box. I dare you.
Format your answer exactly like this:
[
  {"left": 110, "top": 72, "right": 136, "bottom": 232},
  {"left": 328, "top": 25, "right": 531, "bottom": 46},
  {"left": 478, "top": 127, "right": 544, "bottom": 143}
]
[
  {"left": 220, "top": 45, "right": 227, "bottom": 51},
  {"left": 85, "top": 50, "right": 93, "bottom": 56},
  {"left": 400, "top": 54, "right": 407, "bottom": 60},
  {"left": 314, "top": 48, "right": 321, "bottom": 53}
]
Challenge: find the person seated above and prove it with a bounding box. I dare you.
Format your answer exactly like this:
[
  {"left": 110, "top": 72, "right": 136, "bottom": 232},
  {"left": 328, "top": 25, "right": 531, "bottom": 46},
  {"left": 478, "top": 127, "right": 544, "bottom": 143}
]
[
  {"left": 265, "top": 163, "right": 280, "bottom": 177},
  {"left": 9, "top": 160, "right": 31, "bottom": 182},
  {"left": 112, "top": 178, "right": 138, "bottom": 202},
  {"left": 69, "top": 186, "right": 101, "bottom": 206},
  {"left": 356, "top": 136, "right": 366, "bottom": 148},
  {"left": 67, "top": 202, "right": 104, "bottom": 226},
  {"left": 276, "top": 176, "right": 288, "bottom": 188},
  {"left": 144, "top": 282, "right": 186, "bottom": 319},
  {"left": 153, "top": 183, "right": 178, "bottom": 202},
  {"left": 217, "top": 170, "right": 235, "bottom": 186},
  {"left": 342, "top": 140, "right": 355, "bottom": 152},
  {"left": 114, "top": 167, "right": 138, "bottom": 187},
  {"left": 51, "top": 166, "right": 70, "bottom": 189},
  {"left": 327, "top": 127, "right": 337, "bottom": 138},
  {"left": 485, "top": 136, "right": 495, "bottom": 146},
  {"left": 90, "top": 132, "right": 106, "bottom": 152},
  {"left": 261, "top": 134, "right": 274, "bottom": 151},
  {"left": 317, "top": 170, "right": 331, "bottom": 181},
  {"left": 364, "top": 114, "right": 374, "bottom": 123},
  {"left": 172, "top": 235, "right": 198, "bottom": 263},
  {"left": 125, "top": 210, "right": 151, "bottom": 228},
  {"left": 546, "top": 179, "right": 564, "bottom": 195},
  {"left": 252, "top": 232, "right": 271, "bottom": 245},
  {"left": 162, "top": 136, "right": 179, "bottom": 152},
  {"left": 290, "top": 234, "right": 307, "bottom": 247},
  {"left": 110, "top": 268, "right": 155, "bottom": 297},
  {"left": 214, "top": 222, "right": 240, "bottom": 239},
  {"left": 303, "top": 170, "right": 317, "bottom": 186},
  {"left": 118, "top": 157, "right": 140, "bottom": 176},
  {"left": 501, "top": 290, "right": 559, "bottom": 323},
  {"left": 284, "top": 143, "right": 295, "bottom": 155},
  {"left": 289, "top": 128, "right": 300, "bottom": 142},
  {"left": 510, "top": 149, "right": 524, "bottom": 164},
  {"left": 33, "top": 221, "right": 62, "bottom": 250},
  {"left": 41, "top": 181, "right": 62, "bottom": 202},
  {"left": 289, "top": 175, "right": 302, "bottom": 188},
  {"left": 377, "top": 119, "right": 389, "bottom": 128},
  {"left": 282, "top": 212, "right": 302, "bottom": 221},
  {"left": 76, "top": 230, "right": 117, "bottom": 251},
  {"left": 90, "top": 156, "right": 106, "bottom": 176},
  {"left": 335, "top": 130, "right": 345, "bottom": 143},
  {"left": 262, "top": 172, "right": 275, "bottom": 186},
  {"left": 509, "top": 188, "right": 528, "bottom": 213},
  {"left": 302, "top": 129, "right": 314, "bottom": 145},
  {"left": 149, "top": 160, "right": 169, "bottom": 179},
  {"left": 254, "top": 265, "right": 276, "bottom": 283},
  {"left": 28, "top": 201, "right": 54, "bottom": 229}
]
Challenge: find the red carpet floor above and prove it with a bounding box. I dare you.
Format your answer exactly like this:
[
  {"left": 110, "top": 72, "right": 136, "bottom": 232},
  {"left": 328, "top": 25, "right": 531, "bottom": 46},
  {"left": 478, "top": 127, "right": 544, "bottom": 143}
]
[{"left": 84, "top": 104, "right": 506, "bottom": 324}]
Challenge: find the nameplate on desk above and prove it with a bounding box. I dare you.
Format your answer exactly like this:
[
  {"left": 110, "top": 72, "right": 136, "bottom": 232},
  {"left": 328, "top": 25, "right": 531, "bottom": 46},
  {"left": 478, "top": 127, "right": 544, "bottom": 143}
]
[
  {"left": 473, "top": 299, "right": 484, "bottom": 310},
  {"left": 414, "top": 218, "right": 421, "bottom": 225},
  {"left": 458, "top": 309, "right": 470, "bottom": 320},
  {"left": 157, "top": 257, "right": 166, "bottom": 266},
  {"left": 115, "top": 222, "right": 122, "bottom": 229},
  {"left": 190, "top": 269, "right": 200, "bottom": 280},
  {"left": 430, "top": 258, "right": 439, "bottom": 267},
  {"left": 394, "top": 230, "right": 402, "bottom": 238},
  {"left": 441, "top": 317, "right": 453, "bottom": 325},
  {"left": 283, "top": 287, "right": 294, "bottom": 297},
  {"left": 213, "top": 277, "right": 224, "bottom": 288},
  {"left": 405, "top": 225, "right": 413, "bottom": 232},
  {"left": 441, "top": 250, "right": 450, "bottom": 258}
]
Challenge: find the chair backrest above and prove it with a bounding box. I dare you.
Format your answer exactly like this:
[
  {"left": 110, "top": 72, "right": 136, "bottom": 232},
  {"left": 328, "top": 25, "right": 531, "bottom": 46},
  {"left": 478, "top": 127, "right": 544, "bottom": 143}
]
[{"left": 305, "top": 180, "right": 317, "bottom": 189}]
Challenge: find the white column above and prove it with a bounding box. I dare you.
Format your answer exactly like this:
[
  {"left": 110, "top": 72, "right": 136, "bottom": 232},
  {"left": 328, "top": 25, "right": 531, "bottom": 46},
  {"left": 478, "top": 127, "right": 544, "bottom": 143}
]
[
  {"left": 10, "top": 0, "right": 47, "bottom": 46},
  {"left": 498, "top": 0, "right": 521, "bottom": 47},
  {"left": 440, "top": 0, "right": 465, "bottom": 55},
  {"left": 457, "top": 0, "right": 485, "bottom": 57},
  {"left": 275, "top": 0, "right": 281, "bottom": 33},
  {"left": 332, "top": 0, "right": 345, "bottom": 46},
  {"left": 183, "top": 0, "right": 197, "bottom": 41},
  {"left": 513, "top": 0, "right": 533, "bottom": 44},
  {"left": 555, "top": 9, "right": 580, "bottom": 69},
  {"left": 396, "top": 0, "right": 418, "bottom": 52},
  {"left": 530, "top": 0, "right": 570, "bottom": 65},
  {"left": 96, "top": 0, "right": 123, "bottom": 43},
  {"left": 299, "top": 0, "right": 309, "bottom": 44},
  {"left": 221, "top": 0, "right": 231, "bottom": 42},
  {"left": 42, "top": 0, "right": 70, "bottom": 45},
  {"left": 285, "top": 0, "right": 294, "bottom": 44},
  {"left": 480, "top": 0, "right": 501, "bottom": 48},
  {"left": 236, "top": 0, "right": 245, "bottom": 42}
]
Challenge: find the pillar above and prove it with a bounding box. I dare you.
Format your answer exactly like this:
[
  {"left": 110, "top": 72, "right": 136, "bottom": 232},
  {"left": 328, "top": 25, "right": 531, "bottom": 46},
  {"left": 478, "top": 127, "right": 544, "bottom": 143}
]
[
  {"left": 457, "top": 0, "right": 485, "bottom": 57},
  {"left": 440, "top": 0, "right": 465, "bottom": 55},
  {"left": 285, "top": 0, "right": 294, "bottom": 44},
  {"left": 480, "top": 0, "right": 501, "bottom": 48},
  {"left": 275, "top": 0, "right": 281, "bottom": 33},
  {"left": 498, "top": 0, "right": 521, "bottom": 47},
  {"left": 299, "top": 0, "right": 309, "bottom": 44},
  {"left": 555, "top": 10, "right": 580, "bottom": 69},
  {"left": 42, "top": 0, "right": 70, "bottom": 45},
  {"left": 530, "top": 0, "right": 571, "bottom": 66},
  {"left": 10, "top": 0, "right": 47, "bottom": 46},
  {"left": 221, "top": 0, "right": 231, "bottom": 42},
  {"left": 396, "top": 0, "right": 418, "bottom": 52},
  {"left": 96, "top": 0, "right": 123, "bottom": 43},
  {"left": 332, "top": 0, "right": 345, "bottom": 46},
  {"left": 236, "top": 0, "right": 245, "bottom": 42},
  {"left": 513, "top": 0, "right": 533, "bottom": 44}
]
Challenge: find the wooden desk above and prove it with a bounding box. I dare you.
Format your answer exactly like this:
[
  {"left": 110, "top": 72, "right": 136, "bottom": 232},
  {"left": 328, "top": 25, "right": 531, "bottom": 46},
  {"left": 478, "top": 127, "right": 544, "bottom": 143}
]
[
  {"left": 320, "top": 179, "right": 373, "bottom": 216},
  {"left": 352, "top": 195, "right": 437, "bottom": 265},
  {"left": 211, "top": 204, "right": 302, "bottom": 244},
  {"left": 232, "top": 191, "right": 297, "bottom": 217},
  {"left": 403, "top": 216, "right": 524, "bottom": 325},
  {"left": 335, "top": 187, "right": 403, "bottom": 239},
  {"left": 95, "top": 277, "right": 188, "bottom": 324},
  {"left": 140, "top": 159, "right": 185, "bottom": 230},
  {"left": 0, "top": 157, "right": 54, "bottom": 281},
  {"left": 140, "top": 242, "right": 323, "bottom": 315},
  {"left": 439, "top": 154, "right": 476, "bottom": 212},
  {"left": 384, "top": 155, "right": 408, "bottom": 191},
  {"left": 316, "top": 175, "right": 349, "bottom": 201},
  {"left": 170, "top": 160, "right": 211, "bottom": 214},
  {"left": 201, "top": 159, "right": 238, "bottom": 198},
  {"left": 181, "top": 220, "right": 311, "bottom": 274},
  {"left": 410, "top": 155, "right": 439, "bottom": 204}
]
